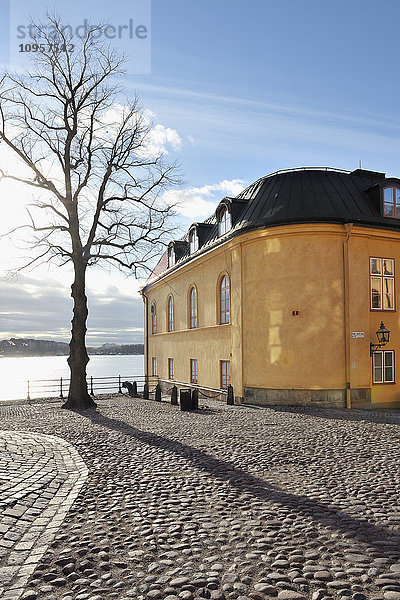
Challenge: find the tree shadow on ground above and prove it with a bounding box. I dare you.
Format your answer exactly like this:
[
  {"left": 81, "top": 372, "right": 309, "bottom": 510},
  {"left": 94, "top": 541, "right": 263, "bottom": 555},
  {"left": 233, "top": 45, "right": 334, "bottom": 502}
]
[
  {"left": 81, "top": 408, "right": 400, "bottom": 560},
  {"left": 266, "top": 405, "right": 400, "bottom": 426}
]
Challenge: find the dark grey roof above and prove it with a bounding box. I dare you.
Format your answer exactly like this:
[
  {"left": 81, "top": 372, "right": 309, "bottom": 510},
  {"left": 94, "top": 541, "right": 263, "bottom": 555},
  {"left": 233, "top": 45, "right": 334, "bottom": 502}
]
[
  {"left": 234, "top": 167, "right": 391, "bottom": 229},
  {"left": 145, "top": 167, "right": 400, "bottom": 285}
]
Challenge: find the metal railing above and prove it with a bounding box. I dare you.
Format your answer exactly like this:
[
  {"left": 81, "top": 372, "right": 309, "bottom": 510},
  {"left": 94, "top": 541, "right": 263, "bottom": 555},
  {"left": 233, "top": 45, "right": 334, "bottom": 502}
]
[
  {"left": 158, "top": 378, "right": 228, "bottom": 399},
  {"left": 26, "top": 374, "right": 158, "bottom": 401}
]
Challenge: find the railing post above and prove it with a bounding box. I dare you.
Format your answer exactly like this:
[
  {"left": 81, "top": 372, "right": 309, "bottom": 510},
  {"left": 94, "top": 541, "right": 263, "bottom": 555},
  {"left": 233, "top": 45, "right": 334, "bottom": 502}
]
[
  {"left": 60, "top": 377, "right": 64, "bottom": 399},
  {"left": 118, "top": 375, "right": 122, "bottom": 394},
  {"left": 90, "top": 376, "right": 94, "bottom": 396},
  {"left": 227, "top": 385, "right": 234, "bottom": 405},
  {"left": 27, "top": 380, "right": 30, "bottom": 401},
  {"left": 171, "top": 385, "right": 178, "bottom": 406},
  {"left": 192, "top": 388, "right": 199, "bottom": 410}
]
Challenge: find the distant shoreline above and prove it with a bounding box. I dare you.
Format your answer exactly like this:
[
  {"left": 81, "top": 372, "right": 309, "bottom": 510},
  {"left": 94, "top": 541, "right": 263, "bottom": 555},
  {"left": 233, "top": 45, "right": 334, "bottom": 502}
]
[{"left": 0, "top": 353, "right": 144, "bottom": 358}]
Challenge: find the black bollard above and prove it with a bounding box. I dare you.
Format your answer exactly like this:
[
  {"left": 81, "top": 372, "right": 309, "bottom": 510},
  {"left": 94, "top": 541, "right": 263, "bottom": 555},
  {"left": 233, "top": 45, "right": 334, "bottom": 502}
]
[
  {"left": 227, "top": 384, "right": 234, "bottom": 405},
  {"left": 143, "top": 382, "right": 149, "bottom": 399},
  {"left": 192, "top": 388, "right": 199, "bottom": 410},
  {"left": 155, "top": 383, "right": 162, "bottom": 402},
  {"left": 171, "top": 385, "right": 178, "bottom": 406},
  {"left": 180, "top": 389, "right": 192, "bottom": 411},
  {"left": 132, "top": 381, "right": 138, "bottom": 396}
]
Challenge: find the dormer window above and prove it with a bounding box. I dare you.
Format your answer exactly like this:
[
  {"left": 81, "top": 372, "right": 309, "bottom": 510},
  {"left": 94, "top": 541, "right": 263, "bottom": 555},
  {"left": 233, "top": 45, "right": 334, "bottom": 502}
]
[
  {"left": 383, "top": 187, "right": 400, "bottom": 218},
  {"left": 218, "top": 206, "right": 231, "bottom": 236},
  {"left": 189, "top": 228, "right": 199, "bottom": 253},
  {"left": 168, "top": 245, "right": 175, "bottom": 267}
]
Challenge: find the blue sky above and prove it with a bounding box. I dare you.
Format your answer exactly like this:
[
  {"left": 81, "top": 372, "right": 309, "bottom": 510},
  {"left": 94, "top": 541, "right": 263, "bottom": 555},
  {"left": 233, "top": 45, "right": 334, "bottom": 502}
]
[{"left": 1, "top": 0, "right": 400, "bottom": 344}]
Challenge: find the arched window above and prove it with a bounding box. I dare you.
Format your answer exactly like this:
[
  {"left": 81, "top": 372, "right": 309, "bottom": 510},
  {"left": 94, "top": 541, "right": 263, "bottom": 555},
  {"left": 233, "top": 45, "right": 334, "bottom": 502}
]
[
  {"left": 218, "top": 206, "right": 231, "bottom": 236},
  {"left": 383, "top": 187, "right": 400, "bottom": 218},
  {"left": 151, "top": 302, "right": 157, "bottom": 334},
  {"left": 189, "top": 228, "right": 199, "bottom": 253},
  {"left": 189, "top": 287, "right": 197, "bottom": 328},
  {"left": 168, "top": 296, "right": 174, "bottom": 332},
  {"left": 220, "top": 275, "right": 230, "bottom": 324}
]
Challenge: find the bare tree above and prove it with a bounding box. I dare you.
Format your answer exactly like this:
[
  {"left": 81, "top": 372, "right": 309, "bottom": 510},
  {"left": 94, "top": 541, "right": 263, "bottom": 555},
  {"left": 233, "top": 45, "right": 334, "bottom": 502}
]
[{"left": 0, "top": 16, "right": 178, "bottom": 409}]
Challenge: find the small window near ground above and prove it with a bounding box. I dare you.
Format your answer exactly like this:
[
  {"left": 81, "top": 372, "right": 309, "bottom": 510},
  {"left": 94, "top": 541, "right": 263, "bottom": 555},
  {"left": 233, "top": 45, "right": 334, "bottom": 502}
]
[
  {"left": 370, "top": 258, "right": 395, "bottom": 310},
  {"left": 152, "top": 357, "right": 157, "bottom": 376},
  {"left": 168, "top": 358, "right": 174, "bottom": 380},
  {"left": 221, "top": 360, "right": 230, "bottom": 389},
  {"left": 190, "top": 359, "right": 198, "bottom": 384},
  {"left": 373, "top": 350, "right": 394, "bottom": 383}
]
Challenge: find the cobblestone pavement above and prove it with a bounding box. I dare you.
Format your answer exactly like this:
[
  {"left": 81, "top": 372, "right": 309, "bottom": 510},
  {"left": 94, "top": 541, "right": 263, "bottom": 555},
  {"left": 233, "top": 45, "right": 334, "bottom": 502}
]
[
  {"left": 0, "top": 431, "right": 88, "bottom": 599},
  {"left": 0, "top": 398, "right": 400, "bottom": 600}
]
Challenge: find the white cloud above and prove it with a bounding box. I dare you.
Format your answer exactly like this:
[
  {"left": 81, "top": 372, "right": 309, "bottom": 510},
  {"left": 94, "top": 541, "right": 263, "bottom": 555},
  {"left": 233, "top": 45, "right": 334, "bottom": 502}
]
[
  {"left": 146, "top": 124, "right": 182, "bottom": 156},
  {"left": 164, "top": 178, "right": 246, "bottom": 220},
  {"left": 101, "top": 104, "right": 183, "bottom": 157}
]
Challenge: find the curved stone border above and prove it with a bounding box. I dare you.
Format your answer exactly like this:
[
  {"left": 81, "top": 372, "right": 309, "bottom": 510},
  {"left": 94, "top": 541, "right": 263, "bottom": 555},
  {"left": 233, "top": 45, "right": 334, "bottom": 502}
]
[{"left": 0, "top": 431, "right": 88, "bottom": 599}]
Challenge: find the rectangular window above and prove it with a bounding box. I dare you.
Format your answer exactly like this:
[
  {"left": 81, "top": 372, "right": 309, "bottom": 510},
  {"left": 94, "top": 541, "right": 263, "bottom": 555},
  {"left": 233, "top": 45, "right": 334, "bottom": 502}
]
[
  {"left": 190, "top": 359, "right": 198, "bottom": 384},
  {"left": 168, "top": 358, "right": 174, "bottom": 380},
  {"left": 221, "top": 360, "right": 230, "bottom": 389},
  {"left": 370, "top": 258, "right": 395, "bottom": 310},
  {"left": 152, "top": 357, "right": 157, "bottom": 376},
  {"left": 373, "top": 350, "right": 394, "bottom": 383}
]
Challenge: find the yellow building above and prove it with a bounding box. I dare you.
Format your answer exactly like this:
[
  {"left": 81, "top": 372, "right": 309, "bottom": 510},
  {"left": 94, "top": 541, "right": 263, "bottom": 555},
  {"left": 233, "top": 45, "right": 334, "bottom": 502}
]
[{"left": 141, "top": 167, "right": 400, "bottom": 409}]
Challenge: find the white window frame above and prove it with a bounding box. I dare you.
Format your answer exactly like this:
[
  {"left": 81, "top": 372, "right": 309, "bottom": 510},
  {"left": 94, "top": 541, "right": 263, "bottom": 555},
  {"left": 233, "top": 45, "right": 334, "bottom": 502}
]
[
  {"left": 221, "top": 360, "right": 230, "bottom": 389},
  {"left": 168, "top": 246, "right": 175, "bottom": 267},
  {"left": 168, "top": 296, "right": 174, "bottom": 332},
  {"left": 218, "top": 206, "right": 232, "bottom": 236},
  {"left": 152, "top": 356, "right": 157, "bottom": 376},
  {"left": 190, "top": 287, "right": 197, "bottom": 328},
  {"left": 168, "top": 358, "right": 174, "bottom": 380},
  {"left": 151, "top": 302, "right": 157, "bottom": 334},
  {"left": 189, "top": 229, "right": 199, "bottom": 253},
  {"left": 373, "top": 350, "right": 395, "bottom": 384},
  {"left": 190, "top": 359, "right": 198, "bottom": 384}
]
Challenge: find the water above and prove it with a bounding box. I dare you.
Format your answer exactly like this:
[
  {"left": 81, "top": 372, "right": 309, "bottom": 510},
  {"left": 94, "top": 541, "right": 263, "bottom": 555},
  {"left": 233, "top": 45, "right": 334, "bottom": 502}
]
[{"left": 0, "top": 354, "right": 144, "bottom": 401}]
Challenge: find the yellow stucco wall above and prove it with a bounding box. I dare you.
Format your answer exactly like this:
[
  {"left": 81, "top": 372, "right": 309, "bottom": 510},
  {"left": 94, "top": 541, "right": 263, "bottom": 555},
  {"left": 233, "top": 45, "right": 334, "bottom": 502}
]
[
  {"left": 347, "top": 228, "right": 400, "bottom": 405},
  {"left": 240, "top": 228, "right": 346, "bottom": 390},
  {"left": 145, "top": 246, "right": 236, "bottom": 390},
  {"left": 143, "top": 223, "right": 400, "bottom": 407}
]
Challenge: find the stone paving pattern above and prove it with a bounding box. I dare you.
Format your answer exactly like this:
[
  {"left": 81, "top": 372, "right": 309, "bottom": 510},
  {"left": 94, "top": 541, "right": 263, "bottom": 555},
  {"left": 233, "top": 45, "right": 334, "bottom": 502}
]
[
  {"left": 0, "top": 397, "right": 400, "bottom": 600},
  {"left": 0, "top": 430, "right": 88, "bottom": 599}
]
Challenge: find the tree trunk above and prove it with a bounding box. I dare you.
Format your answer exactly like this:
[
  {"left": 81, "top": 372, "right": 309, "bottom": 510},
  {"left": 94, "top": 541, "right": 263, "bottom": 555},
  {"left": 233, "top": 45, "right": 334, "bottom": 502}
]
[{"left": 62, "top": 258, "right": 96, "bottom": 410}]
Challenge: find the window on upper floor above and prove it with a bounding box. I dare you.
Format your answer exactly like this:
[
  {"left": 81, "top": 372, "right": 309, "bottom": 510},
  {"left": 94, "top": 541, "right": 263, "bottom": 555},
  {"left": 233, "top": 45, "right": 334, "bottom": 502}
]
[
  {"left": 218, "top": 206, "right": 231, "bottom": 236},
  {"left": 168, "top": 245, "right": 175, "bottom": 267},
  {"left": 151, "top": 302, "right": 157, "bottom": 333},
  {"left": 189, "top": 286, "right": 197, "bottom": 328},
  {"left": 370, "top": 258, "right": 395, "bottom": 311},
  {"left": 373, "top": 350, "right": 394, "bottom": 384},
  {"left": 383, "top": 187, "right": 400, "bottom": 218},
  {"left": 189, "top": 228, "right": 199, "bottom": 253},
  {"left": 168, "top": 296, "right": 174, "bottom": 332},
  {"left": 220, "top": 274, "right": 230, "bottom": 324}
]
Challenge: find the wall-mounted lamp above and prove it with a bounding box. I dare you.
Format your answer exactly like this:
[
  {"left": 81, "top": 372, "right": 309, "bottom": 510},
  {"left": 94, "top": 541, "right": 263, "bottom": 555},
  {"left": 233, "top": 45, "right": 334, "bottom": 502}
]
[{"left": 370, "top": 321, "right": 390, "bottom": 356}]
